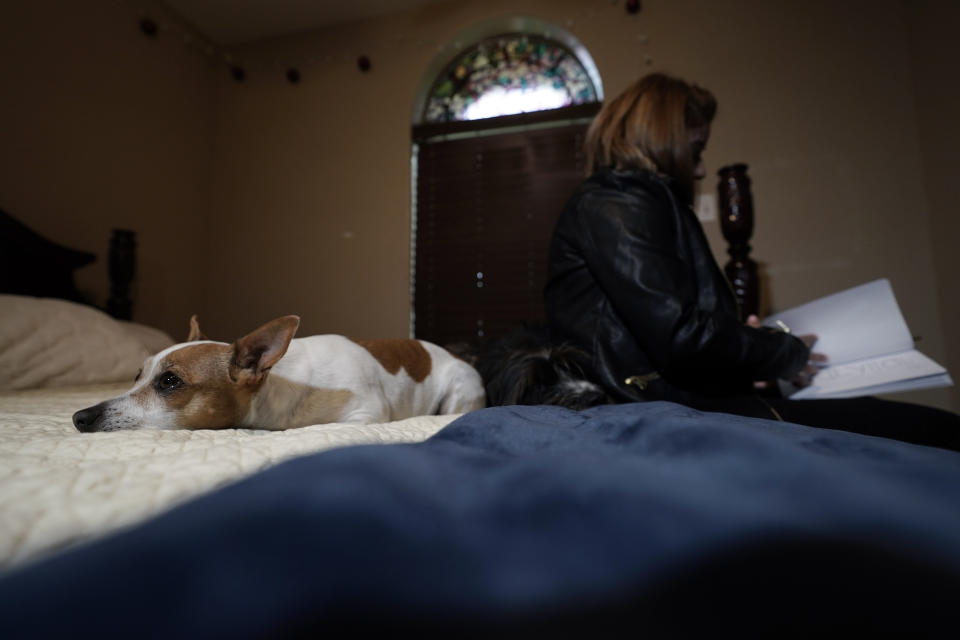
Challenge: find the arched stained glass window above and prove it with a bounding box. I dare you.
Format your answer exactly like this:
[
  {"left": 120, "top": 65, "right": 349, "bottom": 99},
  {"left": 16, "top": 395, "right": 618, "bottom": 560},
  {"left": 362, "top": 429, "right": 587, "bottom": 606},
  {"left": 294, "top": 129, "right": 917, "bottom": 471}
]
[{"left": 423, "top": 33, "right": 599, "bottom": 123}]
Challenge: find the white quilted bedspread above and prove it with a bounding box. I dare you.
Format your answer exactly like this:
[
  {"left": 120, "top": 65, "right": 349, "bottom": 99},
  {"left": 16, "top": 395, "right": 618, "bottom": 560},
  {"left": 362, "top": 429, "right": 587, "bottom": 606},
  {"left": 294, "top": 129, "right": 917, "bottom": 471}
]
[{"left": 0, "top": 384, "right": 456, "bottom": 571}]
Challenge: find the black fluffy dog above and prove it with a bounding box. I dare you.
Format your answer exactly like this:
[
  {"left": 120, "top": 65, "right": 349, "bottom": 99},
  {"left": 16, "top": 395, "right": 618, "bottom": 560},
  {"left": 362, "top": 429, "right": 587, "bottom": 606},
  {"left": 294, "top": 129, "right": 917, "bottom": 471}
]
[{"left": 448, "top": 325, "right": 614, "bottom": 410}]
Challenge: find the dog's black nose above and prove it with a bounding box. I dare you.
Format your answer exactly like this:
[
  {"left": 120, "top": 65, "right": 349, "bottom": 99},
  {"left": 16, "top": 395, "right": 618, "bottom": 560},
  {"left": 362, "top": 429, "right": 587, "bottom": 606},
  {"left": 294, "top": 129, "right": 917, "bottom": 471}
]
[{"left": 72, "top": 406, "right": 103, "bottom": 433}]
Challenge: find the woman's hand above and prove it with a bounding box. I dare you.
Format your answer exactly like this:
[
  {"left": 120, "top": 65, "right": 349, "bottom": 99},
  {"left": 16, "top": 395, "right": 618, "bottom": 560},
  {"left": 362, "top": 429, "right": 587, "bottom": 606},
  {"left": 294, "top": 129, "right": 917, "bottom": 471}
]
[
  {"left": 791, "top": 333, "right": 828, "bottom": 388},
  {"left": 746, "top": 315, "right": 827, "bottom": 389}
]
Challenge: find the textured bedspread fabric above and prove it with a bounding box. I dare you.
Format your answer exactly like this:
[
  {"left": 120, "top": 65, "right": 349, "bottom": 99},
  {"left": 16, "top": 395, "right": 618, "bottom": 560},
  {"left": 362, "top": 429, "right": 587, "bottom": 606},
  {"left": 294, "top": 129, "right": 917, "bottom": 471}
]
[
  {"left": 0, "top": 384, "right": 455, "bottom": 569},
  {"left": 1, "top": 402, "right": 959, "bottom": 637}
]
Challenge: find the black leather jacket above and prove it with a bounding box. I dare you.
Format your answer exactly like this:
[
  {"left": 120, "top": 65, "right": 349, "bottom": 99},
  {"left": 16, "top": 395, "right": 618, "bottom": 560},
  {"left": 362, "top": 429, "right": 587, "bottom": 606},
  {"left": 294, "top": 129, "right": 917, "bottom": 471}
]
[{"left": 544, "top": 167, "right": 809, "bottom": 403}]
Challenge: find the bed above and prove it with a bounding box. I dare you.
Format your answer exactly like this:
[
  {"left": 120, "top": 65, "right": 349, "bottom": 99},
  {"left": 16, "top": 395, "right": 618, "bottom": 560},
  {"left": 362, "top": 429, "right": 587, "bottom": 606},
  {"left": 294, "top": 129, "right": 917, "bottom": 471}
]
[
  {"left": 0, "top": 294, "right": 457, "bottom": 571},
  {"left": 2, "top": 212, "right": 960, "bottom": 636},
  {"left": 0, "top": 210, "right": 459, "bottom": 569}
]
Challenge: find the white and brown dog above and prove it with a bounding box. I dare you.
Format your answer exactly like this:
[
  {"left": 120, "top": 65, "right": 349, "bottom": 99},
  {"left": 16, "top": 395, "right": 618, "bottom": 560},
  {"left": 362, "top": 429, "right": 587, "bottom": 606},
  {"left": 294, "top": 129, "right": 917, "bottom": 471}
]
[{"left": 72, "top": 315, "right": 485, "bottom": 432}]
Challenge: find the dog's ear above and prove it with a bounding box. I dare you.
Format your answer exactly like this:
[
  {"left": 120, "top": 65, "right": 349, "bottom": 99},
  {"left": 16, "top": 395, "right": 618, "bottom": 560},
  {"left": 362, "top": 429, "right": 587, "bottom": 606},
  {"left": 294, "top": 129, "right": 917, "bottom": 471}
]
[
  {"left": 230, "top": 315, "right": 300, "bottom": 387},
  {"left": 187, "top": 314, "right": 209, "bottom": 342}
]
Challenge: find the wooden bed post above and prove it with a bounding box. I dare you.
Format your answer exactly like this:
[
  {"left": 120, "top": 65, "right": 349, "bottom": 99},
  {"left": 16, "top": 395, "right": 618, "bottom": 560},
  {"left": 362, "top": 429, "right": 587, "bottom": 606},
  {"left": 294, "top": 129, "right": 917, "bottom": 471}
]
[
  {"left": 717, "top": 163, "right": 758, "bottom": 320},
  {"left": 106, "top": 229, "right": 136, "bottom": 320}
]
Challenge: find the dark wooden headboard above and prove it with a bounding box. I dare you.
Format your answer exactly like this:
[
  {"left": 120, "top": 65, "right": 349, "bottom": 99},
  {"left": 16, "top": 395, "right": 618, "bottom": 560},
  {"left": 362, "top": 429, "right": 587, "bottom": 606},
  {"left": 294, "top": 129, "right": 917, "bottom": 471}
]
[{"left": 0, "top": 208, "right": 135, "bottom": 319}]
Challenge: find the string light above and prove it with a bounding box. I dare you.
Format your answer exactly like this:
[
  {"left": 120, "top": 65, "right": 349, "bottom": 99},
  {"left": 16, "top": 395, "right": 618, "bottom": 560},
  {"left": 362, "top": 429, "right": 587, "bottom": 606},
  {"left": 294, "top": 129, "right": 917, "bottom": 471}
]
[{"left": 125, "top": 0, "right": 652, "bottom": 85}]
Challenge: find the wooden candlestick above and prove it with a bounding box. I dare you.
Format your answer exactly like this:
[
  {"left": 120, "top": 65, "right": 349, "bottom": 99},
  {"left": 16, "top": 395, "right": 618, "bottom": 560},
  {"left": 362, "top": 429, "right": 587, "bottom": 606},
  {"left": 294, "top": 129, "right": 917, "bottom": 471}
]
[{"left": 717, "top": 163, "right": 758, "bottom": 319}]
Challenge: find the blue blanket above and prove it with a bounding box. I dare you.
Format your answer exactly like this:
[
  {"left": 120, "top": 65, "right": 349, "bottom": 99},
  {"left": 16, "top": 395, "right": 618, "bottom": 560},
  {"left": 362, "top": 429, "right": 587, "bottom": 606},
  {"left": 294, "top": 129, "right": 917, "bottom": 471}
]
[{"left": 2, "top": 402, "right": 959, "bottom": 637}]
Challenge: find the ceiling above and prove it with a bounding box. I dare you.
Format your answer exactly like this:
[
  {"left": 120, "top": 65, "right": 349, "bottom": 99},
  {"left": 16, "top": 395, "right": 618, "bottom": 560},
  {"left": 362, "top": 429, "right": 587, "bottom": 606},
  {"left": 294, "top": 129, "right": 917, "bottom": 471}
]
[{"left": 163, "top": 0, "right": 450, "bottom": 45}]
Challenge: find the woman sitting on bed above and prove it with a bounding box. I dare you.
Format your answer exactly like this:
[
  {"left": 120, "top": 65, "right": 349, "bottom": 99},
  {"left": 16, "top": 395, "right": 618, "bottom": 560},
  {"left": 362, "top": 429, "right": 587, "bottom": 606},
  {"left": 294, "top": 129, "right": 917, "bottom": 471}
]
[{"left": 544, "top": 72, "right": 960, "bottom": 450}]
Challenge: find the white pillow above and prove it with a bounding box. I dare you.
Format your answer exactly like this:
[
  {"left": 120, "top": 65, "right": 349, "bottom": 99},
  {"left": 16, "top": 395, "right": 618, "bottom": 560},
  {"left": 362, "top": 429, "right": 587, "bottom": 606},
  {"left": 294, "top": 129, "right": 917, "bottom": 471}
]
[{"left": 0, "top": 295, "right": 175, "bottom": 391}]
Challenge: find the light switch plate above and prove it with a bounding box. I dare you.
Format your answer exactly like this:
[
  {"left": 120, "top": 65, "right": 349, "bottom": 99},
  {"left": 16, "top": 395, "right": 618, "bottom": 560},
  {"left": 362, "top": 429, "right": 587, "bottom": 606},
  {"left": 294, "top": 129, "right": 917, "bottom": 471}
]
[{"left": 695, "top": 193, "right": 716, "bottom": 222}]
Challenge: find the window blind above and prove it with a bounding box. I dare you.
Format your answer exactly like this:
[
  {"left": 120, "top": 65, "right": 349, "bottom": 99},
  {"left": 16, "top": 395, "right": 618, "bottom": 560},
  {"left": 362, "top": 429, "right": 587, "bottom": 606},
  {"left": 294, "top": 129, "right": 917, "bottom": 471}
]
[{"left": 413, "top": 117, "right": 591, "bottom": 346}]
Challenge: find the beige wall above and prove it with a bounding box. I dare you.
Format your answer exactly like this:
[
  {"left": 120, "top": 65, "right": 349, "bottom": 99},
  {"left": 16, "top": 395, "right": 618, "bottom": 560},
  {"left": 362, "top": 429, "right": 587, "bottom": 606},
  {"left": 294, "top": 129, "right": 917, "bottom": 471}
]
[
  {"left": 0, "top": 0, "right": 214, "bottom": 340},
  {"left": 3, "top": 0, "right": 956, "bottom": 410},
  {"left": 906, "top": 0, "right": 960, "bottom": 413}
]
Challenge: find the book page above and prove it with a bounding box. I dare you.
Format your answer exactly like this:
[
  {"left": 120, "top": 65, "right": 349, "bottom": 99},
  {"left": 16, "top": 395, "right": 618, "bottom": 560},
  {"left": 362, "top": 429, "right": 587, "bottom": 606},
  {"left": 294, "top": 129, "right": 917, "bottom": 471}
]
[
  {"left": 789, "top": 349, "right": 947, "bottom": 399},
  {"left": 798, "top": 373, "right": 954, "bottom": 399},
  {"left": 764, "top": 279, "right": 914, "bottom": 367}
]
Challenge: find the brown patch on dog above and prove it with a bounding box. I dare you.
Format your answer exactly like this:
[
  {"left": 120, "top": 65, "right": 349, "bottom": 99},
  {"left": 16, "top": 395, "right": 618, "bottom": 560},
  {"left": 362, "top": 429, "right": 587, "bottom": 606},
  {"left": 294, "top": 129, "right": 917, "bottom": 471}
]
[
  {"left": 139, "top": 342, "right": 255, "bottom": 430},
  {"left": 266, "top": 377, "right": 356, "bottom": 429},
  {"left": 351, "top": 338, "right": 432, "bottom": 382}
]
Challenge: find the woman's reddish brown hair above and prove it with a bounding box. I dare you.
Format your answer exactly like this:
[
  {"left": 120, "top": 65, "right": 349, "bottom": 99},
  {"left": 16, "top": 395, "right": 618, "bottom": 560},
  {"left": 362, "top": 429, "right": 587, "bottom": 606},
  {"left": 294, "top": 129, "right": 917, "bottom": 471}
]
[{"left": 584, "top": 72, "right": 717, "bottom": 201}]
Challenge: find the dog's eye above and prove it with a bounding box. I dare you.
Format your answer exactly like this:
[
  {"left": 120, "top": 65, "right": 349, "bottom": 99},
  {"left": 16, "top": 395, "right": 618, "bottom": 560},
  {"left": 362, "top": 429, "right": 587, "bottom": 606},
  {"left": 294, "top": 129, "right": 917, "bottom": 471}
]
[{"left": 155, "top": 371, "right": 183, "bottom": 393}]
